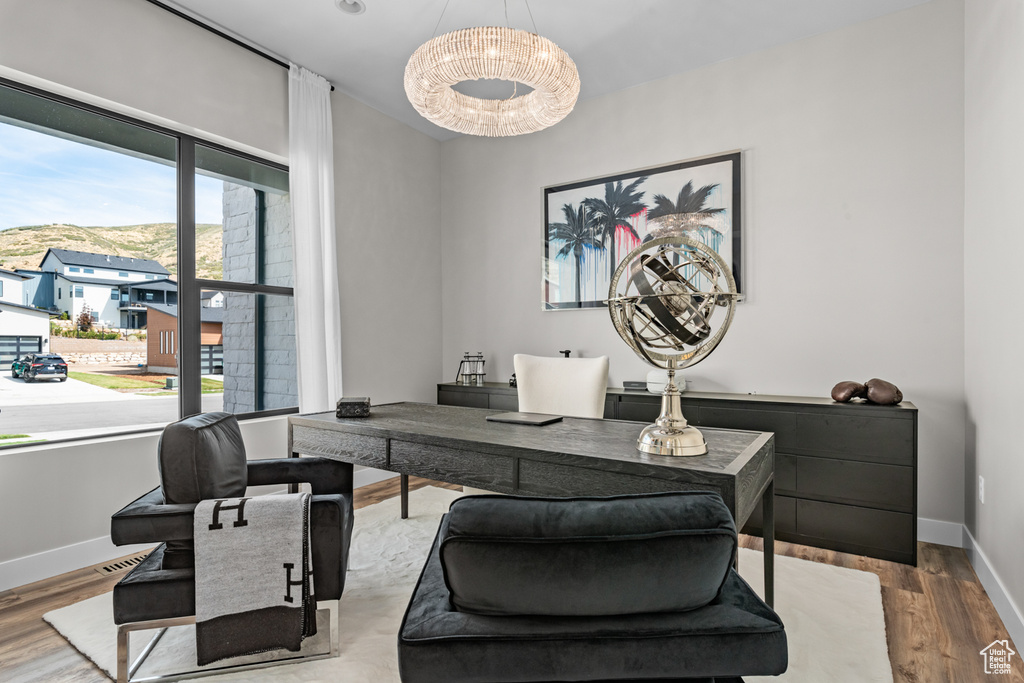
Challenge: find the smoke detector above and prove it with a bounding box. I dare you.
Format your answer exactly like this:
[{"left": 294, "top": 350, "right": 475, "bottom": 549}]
[{"left": 335, "top": 0, "right": 365, "bottom": 15}]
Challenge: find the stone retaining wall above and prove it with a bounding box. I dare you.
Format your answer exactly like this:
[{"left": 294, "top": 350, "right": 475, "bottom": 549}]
[
  {"left": 63, "top": 352, "right": 147, "bottom": 366},
  {"left": 50, "top": 338, "right": 148, "bottom": 365},
  {"left": 51, "top": 338, "right": 147, "bottom": 353}
]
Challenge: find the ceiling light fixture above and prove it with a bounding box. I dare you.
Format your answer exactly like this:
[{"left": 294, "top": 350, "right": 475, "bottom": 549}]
[{"left": 404, "top": 3, "right": 579, "bottom": 137}]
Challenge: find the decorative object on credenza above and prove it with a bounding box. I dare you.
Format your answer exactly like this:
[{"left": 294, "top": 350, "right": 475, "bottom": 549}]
[
  {"left": 336, "top": 397, "right": 371, "bottom": 418},
  {"left": 559, "top": 349, "right": 572, "bottom": 358},
  {"left": 608, "top": 234, "right": 739, "bottom": 456},
  {"left": 456, "top": 351, "right": 486, "bottom": 385},
  {"left": 831, "top": 379, "right": 903, "bottom": 405},
  {"left": 508, "top": 373, "right": 517, "bottom": 388},
  {"left": 623, "top": 380, "right": 647, "bottom": 391},
  {"left": 544, "top": 151, "right": 741, "bottom": 310},
  {"left": 647, "top": 368, "right": 685, "bottom": 394},
  {"left": 404, "top": 4, "right": 579, "bottom": 138}
]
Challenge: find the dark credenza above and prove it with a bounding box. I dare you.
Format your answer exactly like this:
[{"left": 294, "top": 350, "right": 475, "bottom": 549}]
[{"left": 438, "top": 382, "right": 918, "bottom": 565}]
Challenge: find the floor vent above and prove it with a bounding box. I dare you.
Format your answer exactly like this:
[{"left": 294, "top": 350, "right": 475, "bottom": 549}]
[{"left": 96, "top": 554, "right": 147, "bottom": 575}]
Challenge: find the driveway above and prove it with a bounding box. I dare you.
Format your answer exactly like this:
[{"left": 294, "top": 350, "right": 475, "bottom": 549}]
[{"left": 0, "top": 372, "right": 141, "bottom": 406}]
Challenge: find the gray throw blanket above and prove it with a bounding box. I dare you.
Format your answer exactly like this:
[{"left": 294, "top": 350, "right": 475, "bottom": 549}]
[{"left": 193, "top": 492, "right": 316, "bottom": 665}]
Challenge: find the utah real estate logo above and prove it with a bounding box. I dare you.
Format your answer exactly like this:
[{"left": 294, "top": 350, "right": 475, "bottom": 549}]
[{"left": 980, "top": 640, "right": 1015, "bottom": 675}]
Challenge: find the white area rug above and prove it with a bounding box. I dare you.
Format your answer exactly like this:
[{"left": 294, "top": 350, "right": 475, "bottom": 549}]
[{"left": 45, "top": 487, "right": 893, "bottom": 682}]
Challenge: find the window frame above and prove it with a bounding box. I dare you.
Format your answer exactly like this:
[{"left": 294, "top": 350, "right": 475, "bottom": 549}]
[{"left": 0, "top": 76, "right": 298, "bottom": 450}]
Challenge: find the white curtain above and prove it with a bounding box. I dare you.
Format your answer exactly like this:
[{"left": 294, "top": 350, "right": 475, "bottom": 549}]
[{"left": 289, "top": 64, "right": 343, "bottom": 412}]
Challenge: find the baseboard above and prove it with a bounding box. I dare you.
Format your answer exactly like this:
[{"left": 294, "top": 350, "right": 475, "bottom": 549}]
[
  {"left": 0, "top": 536, "right": 153, "bottom": 593},
  {"left": 918, "top": 517, "right": 965, "bottom": 547},
  {"left": 353, "top": 467, "right": 399, "bottom": 489},
  {"left": 963, "top": 527, "right": 1024, "bottom": 649}
]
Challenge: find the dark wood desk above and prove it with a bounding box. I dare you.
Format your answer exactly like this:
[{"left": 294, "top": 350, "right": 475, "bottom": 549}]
[{"left": 288, "top": 402, "right": 776, "bottom": 605}]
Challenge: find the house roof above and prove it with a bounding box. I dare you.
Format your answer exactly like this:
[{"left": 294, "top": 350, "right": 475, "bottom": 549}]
[
  {"left": 0, "top": 301, "right": 53, "bottom": 317},
  {"left": 55, "top": 274, "right": 179, "bottom": 291},
  {"left": 57, "top": 274, "right": 132, "bottom": 287},
  {"left": 41, "top": 248, "right": 170, "bottom": 275},
  {"left": 128, "top": 278, "right": 177, "bottom": 292},
  {"left": 0, "top": 267, "right": 30, "bottom": 280},
  {"left": 145, "top": 303, "right": 223, "bottom": 324}
]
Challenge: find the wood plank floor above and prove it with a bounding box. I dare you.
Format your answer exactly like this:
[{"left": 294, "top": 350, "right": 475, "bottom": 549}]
[{"left": 1, "top": 477, "right": 1020, "bottom": 683}]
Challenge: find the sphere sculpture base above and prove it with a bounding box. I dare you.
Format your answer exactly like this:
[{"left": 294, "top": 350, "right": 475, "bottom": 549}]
[
  {"left": 636, "top": 376, "right": 708, "bottom": 457},
  {"left": 637, "top": 424, "right": 707, "bottom": 457}
]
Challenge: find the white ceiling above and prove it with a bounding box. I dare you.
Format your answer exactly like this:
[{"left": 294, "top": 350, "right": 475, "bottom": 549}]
[{"left": 164, "top": 0, "right": 930, "bottom": 141}]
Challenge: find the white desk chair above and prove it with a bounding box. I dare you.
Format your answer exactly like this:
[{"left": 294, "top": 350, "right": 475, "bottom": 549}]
[{"left": 513, "top": 353, "right": 610, "bottom": 419}]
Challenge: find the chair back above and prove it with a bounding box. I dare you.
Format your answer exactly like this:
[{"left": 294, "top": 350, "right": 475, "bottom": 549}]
[
  {"left": 513, "top": 354, "right": 609, "bottom": 419},
  {"left": 158, "top": 412, "right": 248, "bottom": 504}
]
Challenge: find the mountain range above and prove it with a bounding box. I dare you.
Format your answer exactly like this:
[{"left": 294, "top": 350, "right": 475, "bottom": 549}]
[{"left": 0, "top": 223, "right": 223, "bottom": 279}]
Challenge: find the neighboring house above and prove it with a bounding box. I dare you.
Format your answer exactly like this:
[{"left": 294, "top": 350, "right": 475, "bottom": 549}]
[
  {"left": 36, "top": 249, "right": 173, "bottom": 328},
  {"left": 144, "top": 303, "right": 223, "bottom": 375},
  {"left": 15, "top": 269, "right": 56, "bottom": 311},
  {"left": 201, "top": 290, "right": 225, "bottom": 308},
  {"left": 0, "top": 267, "right": 51, "bottom": 368}
]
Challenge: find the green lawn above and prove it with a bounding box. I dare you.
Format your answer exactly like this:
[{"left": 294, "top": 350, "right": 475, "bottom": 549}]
[
  {"left": 0, "top": 434, "right": 30, "bottom": 440},
  {"left": 69, "top": 372, "right": 161, "bottom": 390},
  {"left": 69, "top": 372, "right": 224, "bottom": 394}
]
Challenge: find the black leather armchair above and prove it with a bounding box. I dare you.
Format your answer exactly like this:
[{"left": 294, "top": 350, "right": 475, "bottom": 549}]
[
  {"left": 399, "top": 491, "right": 788, "bottom": 683},
  {"left": 109, "top": 412, "right": 354, "bottom": 683}
]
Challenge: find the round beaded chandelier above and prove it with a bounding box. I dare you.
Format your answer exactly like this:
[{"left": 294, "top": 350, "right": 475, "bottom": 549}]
[{"left": 404, "top": 26, "right": 580, "bottom": 137}]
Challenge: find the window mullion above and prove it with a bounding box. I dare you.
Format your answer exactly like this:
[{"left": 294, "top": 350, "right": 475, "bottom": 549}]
[{"left": 177, "top": 137, "right": 201, "bottom": 417}]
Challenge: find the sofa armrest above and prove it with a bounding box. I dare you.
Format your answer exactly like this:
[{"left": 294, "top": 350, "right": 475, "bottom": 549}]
[
  {"left": 110, "top": 488, "right": 197, "bottom": 546},
  {"left": 247, "top": 457, "right": 353, "bottom": 494}
]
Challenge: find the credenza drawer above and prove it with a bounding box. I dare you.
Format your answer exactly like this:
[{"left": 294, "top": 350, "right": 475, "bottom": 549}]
[
  {"left": 791, "top": 413, "right": 914, "bottom": 465},
  {"left": 291, "top": 426, "right": 387, "bottom": 468},
  {"left": 617, "top": 399, "right": 662, "bottom": 422},
  {"left": 390, "top": 441, "right": 515, "bottom": 492},
  {"left": 699, "top": 406, "right": 913, "bottom": 465},
  {"left": 439, "top": 389, "right": 488, "bottom": 409},
  {"left": 740, "top": 494, "right": 796, "bottom": 536},
  {"left": 797, "top": 499, "right": 913, "bottom": 556},
  {"left": 794, "top": 456, "right": 914, "bottom": 512},
  {"left": 518, "top": 460, "right": 696, "bottom": 498},
  {"left": 489, "top": 393, "right": 519, "bottom": 411}
]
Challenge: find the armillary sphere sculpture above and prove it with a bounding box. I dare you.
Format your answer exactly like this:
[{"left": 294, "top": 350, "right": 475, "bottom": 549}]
[{"left": 607, "top": 234, "right": 739, "bottom": 456}]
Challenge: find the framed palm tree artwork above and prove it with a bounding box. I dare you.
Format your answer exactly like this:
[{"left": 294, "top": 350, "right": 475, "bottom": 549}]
[{"left": 543, "top": 151, "right": 741, "bottom": 310}]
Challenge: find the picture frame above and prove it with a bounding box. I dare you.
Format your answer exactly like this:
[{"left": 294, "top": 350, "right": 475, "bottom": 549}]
[{"left": 543, "top": 151, "right": 741, "bottom": 310}]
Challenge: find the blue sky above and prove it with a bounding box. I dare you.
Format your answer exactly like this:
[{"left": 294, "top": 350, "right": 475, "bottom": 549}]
[{"left": 0, "top": 121, "right": 223, "bottom": 230}]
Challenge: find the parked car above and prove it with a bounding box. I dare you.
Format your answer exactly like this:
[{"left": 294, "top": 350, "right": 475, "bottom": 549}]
[{"left": 11, "top": 354, "right": 68, "bottom": 382}]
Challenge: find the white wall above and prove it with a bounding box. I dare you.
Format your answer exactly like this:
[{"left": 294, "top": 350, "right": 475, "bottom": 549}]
[
  {"left": 0, "top": 304, "right": 50, "bottom": 344},
  {"left": 440, "top": 0, "right": 966, "bottom": 524},
  {"left": 0, "top": 0, "right": 288, "bottom": 160},
  {"left": 0, "top": 272, "right": 25, "bottom": 304},
  {"left": 332, "top": 91, "right": 443, "bottom": 404},
  {"left": 964, "top": 0, "right": 1024, "bottom": 645}
]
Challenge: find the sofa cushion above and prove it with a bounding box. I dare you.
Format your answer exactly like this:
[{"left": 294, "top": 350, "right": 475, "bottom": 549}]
[
  {"left": 439, "top": 491, "right": 736, "bottom": 617},
  {"left": 158, "top": 412, "right": 247, "bottom": 505},
  {"left": 400, "top": 524, "right": 786, "bottom": 683}
]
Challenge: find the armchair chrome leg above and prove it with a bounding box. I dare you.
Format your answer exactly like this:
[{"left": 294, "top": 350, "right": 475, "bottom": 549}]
[
  {"left": 117, "top": 625, "right": 129, "bottom": 683},
  {"left": 129, "top": 627, "right": 168, "bottom": 679}
]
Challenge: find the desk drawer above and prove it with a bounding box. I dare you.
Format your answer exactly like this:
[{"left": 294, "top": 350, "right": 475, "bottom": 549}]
[
  {"left": 291, "top": 426, "right": 387, "bottom": 468},
  {"left": 518, "top": 460, "right": 703, "bottom": 498},
  {"left": 390, "top": 441, "right": 515, "bottom": 492}
]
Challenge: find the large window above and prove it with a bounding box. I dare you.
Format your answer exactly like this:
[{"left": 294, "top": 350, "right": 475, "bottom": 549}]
[{"left": 0, "top": 79, "right": 294, "bottom": 447}]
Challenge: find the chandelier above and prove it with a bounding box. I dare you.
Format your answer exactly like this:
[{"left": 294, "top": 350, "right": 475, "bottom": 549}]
[{"left": 404, "top": 25, "right": 580, "bottom": 137}]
